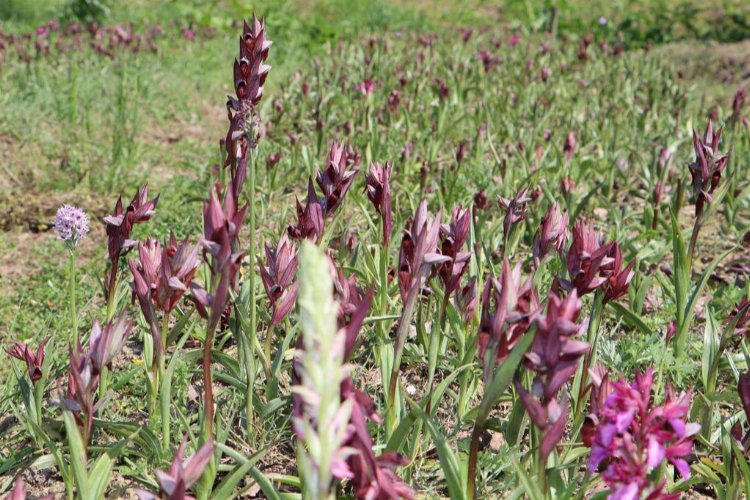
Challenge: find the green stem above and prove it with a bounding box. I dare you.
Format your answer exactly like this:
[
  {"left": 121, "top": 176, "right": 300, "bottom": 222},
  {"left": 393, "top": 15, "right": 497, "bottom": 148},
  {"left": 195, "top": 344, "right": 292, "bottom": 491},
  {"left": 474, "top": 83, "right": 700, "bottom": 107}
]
[
  {"left": 97, "top": 367, "right": 109, "bottom": 418},
  {"left": 263, "top": 323, "right": 273, "bottom": 379},
  {"left": 160, "top": 312, "right": 170, "bottom": 449},
  {"left": 466, "top": 414, "right": 486, "bottom": 500},
  {"left": 202, "top": 321, "right": 215, "bottom": 441},
  {"left": 574, "top": 291, "right": 604, "bottom": 416},
  {"left": 69, "top": 251, "right": 78, "bottom": 346},
  {"left": 687, "top": 212, "right": 702, "bottom": 269},
  {"left": 246, "top": 149, "right": 258, "bottom": 437},
  {"left": 386, "top": 268, "right": 427, "bottom": 433},
  {"left": 106, "top": 265, "right": 117, "bottom": 321},
  {"left": 33, "top": 380, "right": 44, "bottom": 428},
  {"left": 538, "top": 451, "right": 549, "bottom": 499},
  {"left": 378, "top": 240, "right": 389, "bottom": 342},
  {"left": 425, "top": 297, "right": 448, "bottom": 415}
]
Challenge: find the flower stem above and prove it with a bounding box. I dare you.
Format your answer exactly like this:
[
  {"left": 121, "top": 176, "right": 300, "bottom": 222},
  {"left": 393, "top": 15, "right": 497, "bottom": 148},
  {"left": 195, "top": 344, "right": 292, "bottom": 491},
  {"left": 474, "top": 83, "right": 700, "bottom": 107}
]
[
  {"left": 160, "top": 312, "right": 170, "bottom": 449},
  {"left": 203, "top": 321, "right": 215, "bottom": 441},
  {"left": 574, "top": 291, "right": 604, "bottom": 416},
  {"left": 33, "top": 380, "right": 44, "bottom": 428},
  {"left": 688, "top": 212, "right": 702, "bottom": 268},
  {"left": 69, "top": 251, "right": 78, "bottom": 346},
  {"left": 106, "top": 265, "right": 117, "bottom": 321},
  {"left": 246, "top": 148, "right": 258, "bottom": 437},
  {"left": 425, "top": 297, "right": 448, "bottom": 415},
  {"left": 466, "top": 415, "right": 486, "bottom": 500},
  {"left": 386, "top": 269, "right": 426, "bottom": 433}
]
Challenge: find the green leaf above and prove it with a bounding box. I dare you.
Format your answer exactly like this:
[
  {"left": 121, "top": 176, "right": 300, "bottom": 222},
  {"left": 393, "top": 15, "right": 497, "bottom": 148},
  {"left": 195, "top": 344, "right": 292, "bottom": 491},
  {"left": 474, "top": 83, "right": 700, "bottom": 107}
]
[
  {"left": 479, "top": 330, "right": 535, "bottom": 418},
  {"left": 609, "top": 302, "right": 652, "bottom": 336},
  {"left": 406, "top": 397, "right": 466, "bottom": 500},
  {"left": 426, "top": 363, "right": 473, "bottom": 412},
  {"left": 89, "top": 454, "right": 114, "bottom": 499},
  {"left": 93, "top": 420, "right": 161, "bottom": 461},
  {"left": 510, "top": 455, "right": 543, "bottom": 500},
  {"left": 701, "top": 307, "right": 719, "bottom": 392},
  {"left": 684, "top": 247, "right": 734, "bottom": 331},
  {"left": 732, "top": 440, "right": 750, "bottom": 496},
  {"left": 385, "top": 409, "right": 418, "bottom": 453},
  {"left": 214, "top": 443, "right": 281, "bottom": 500},
  {"left": 670, "top": 210, "right": 688, "bottom": 329},
  {"left": 63, "top": 410, "right": 89, "bottom": 500}
]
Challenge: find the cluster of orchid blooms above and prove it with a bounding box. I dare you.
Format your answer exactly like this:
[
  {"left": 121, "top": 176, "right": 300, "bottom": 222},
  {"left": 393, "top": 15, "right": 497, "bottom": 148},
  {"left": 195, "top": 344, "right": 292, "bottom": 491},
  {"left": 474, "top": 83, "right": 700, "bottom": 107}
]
[
  {"left": 0, "top": 19, "right": 205, "bottom": 66},
  {"left": 7, "top": 12, "right": 750, "bottom": 500}
]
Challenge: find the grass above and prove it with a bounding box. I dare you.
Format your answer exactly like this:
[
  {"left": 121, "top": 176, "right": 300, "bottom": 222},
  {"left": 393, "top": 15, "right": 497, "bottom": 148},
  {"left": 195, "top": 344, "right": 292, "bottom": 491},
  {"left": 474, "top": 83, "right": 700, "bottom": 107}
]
[{"left": 1, "top": 0, "right": 750, "bottom": 498}]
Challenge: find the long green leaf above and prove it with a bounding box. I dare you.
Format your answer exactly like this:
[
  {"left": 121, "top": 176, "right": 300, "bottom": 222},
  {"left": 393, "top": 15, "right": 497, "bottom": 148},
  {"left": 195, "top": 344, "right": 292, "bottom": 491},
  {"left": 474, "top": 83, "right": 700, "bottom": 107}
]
[
  {"left": 89, "top": 454, "right": 113, "bottom": 499},
  {"left": 479, "top": 330, "right": 535, "bottom": 417},
  {"left": 701, "top": 307, "right": 719, "bottom": 392},
  {"left": 63, "top": 410, "right": 89, "bottom": 500},
  {"left": 407, "top": 397, "right": 466, "bottom": 500},
  {"left": 684, "top": 247, "right": 734, "bottom": 330},
  {"left": 609, "top": 302, "right": 652, "bottom": 336},
  {"left": 510, "top": 455, "right": 543, "bottom": 500},
  {"left": 214, "top": 443, "right": 281, "bottom": 500}
]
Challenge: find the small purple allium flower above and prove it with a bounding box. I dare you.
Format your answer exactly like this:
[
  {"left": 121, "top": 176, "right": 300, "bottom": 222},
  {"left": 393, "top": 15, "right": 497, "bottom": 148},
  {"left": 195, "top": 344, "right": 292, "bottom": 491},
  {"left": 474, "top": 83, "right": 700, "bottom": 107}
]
[
  {"left": 54, "top": 205, "right": 89, "bottom": 248},
  {"left": 598, "top": 16, "right": 609, "bottom": 26}
]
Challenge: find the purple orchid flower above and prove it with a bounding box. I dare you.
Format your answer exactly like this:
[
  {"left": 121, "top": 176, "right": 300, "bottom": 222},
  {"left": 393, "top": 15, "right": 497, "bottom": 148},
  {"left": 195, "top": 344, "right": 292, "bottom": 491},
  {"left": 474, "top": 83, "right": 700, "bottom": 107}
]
[
  {"left": 588, "top": 368, "right": 699, "bottom": 499},
  {"left": 518, "top": 290, "right": 588, "bottom": 461},
  {"left": 532, "top": 202, "right": 569, "bottom": 263},
  {"left": 260, "top": 233, "right": 299, "bottom": 327},
  {"left": 137, "top": 439, "right": 214, "bottom": 500},
  {"left": 7, "top": 337, "right": 50, "bottom": 383},
  {"left": 365, "top": 162, "right": 393, "bottom": 247}
]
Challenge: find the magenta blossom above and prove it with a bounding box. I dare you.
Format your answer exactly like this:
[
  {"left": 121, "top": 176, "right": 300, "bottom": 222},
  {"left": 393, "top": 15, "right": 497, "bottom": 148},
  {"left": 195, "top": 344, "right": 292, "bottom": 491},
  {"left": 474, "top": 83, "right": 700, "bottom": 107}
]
[
  {"left": 260, "top": 233, "right": 299, "bottom": 327},
  {"left": 397, "top": 200, "right": 450, "bottom": 302},
  {"left": 602, "top": 244, "right": 635, "bottom": 304},
  {"left": 564, "top": 218, "right": 615, "bottom": 296},
  {"left": 564, "top": 132, "right": 577, "bottom": 162},
  {"left": 288, "top": 178, "right": 325, "bottom": 241},
  {"left": 588, "top": 368, "right": 699, "bottom": 499},
  {"left": 687, "top": 120, "right": 729, "bottom": 218},
  {"left": 455, "top": 277, "right": 478, "bottom": 323},
  {"left": 477, "top": 260, "right": 538, "bottom": 369},
  {"left": 137, "top": 439, "right": 214, "bottom": 500},
  {"left": 365, "top": 162, "right": 393, "bottom": 246},
  {"left": 355, "top": 79, "right": 375, "bottom": 96},
  {"left": 316, "top": 141, "right": 360, "bottom": 216},
  {"left": 498, "top": 187, "right": 531, "bottom": 241},
  {"left": 518, "top": 290, "right": 588, "bottom": 461},
  {"left": 104, "top": 185, "right": 159, "bottom": 298},
  {"left": 532, "top": 202, "right": 569, "bottom": 263},
  {"left": 437, "top": 205, "right": 472, "bottom": 300},
  {"left": 7, "top": 337, "right": 50, "bottom": 383}
]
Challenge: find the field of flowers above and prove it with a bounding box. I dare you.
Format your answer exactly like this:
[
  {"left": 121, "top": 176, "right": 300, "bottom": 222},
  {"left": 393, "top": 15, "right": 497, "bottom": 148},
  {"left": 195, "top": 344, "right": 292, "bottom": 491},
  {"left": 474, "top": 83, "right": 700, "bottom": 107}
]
[{"left": 1, "top": 0, "right": 750, "bottom": 498}]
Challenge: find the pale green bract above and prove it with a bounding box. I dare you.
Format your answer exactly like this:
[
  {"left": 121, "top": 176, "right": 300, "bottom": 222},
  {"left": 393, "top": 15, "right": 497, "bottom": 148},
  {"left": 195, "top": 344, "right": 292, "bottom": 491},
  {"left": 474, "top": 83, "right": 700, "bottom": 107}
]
[{"left": 293, "top": 241, "right": 352, "bottom": 500}]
